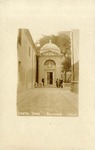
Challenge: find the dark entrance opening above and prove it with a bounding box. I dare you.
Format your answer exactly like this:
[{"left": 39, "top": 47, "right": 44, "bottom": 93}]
[{"left": 47, "top": 72, "right": 53, "bottom": 84}]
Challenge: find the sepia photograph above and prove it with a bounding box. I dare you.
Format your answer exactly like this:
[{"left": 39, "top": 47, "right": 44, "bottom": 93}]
[
  {"left": 17, "top": 29, "right": 79, "bottom": 116},
  {"left": 0, "top": 0, "right": 95, "bottom": 149}
]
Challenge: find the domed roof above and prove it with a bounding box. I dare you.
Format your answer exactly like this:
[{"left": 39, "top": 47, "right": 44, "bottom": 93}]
[{"left": 40, "top": 40, "right": 60, "bottom": 54}]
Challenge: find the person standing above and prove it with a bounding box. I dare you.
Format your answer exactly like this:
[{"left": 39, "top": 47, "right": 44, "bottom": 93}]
[
  {"left": 42, "top": 78, "right": 44, "bottom": 86},
  {"left": 59, "top": 79, "right": 61, "bottom": 88},
  {"left": 56, "top": 79, "right": 58, "bottom": 88}
]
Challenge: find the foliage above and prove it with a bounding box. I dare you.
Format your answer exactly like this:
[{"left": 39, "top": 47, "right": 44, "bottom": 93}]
[
  {"left": 63, "top": 57, "right": 71, "bottom": 70},
  {"left": 36, "top": 34, "right": 70, "bottom": 55}
]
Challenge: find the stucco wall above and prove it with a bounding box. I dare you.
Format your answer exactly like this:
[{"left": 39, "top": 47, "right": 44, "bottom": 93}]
[
  {"left": 17, "top": 29, "right": 36, "bottom": 93},
  {"left": 71, "top": 29, "right": 79, "bottom": 93}
]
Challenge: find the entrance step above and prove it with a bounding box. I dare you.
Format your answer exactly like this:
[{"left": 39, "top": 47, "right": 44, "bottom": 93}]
[{"left": 44, "top": 85, "right": 56, "bottom": 88}]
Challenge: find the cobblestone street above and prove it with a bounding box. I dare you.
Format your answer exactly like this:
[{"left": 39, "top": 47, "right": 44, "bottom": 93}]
[{"left": 17, "top": 88, "right": 78, "bottom": 116}]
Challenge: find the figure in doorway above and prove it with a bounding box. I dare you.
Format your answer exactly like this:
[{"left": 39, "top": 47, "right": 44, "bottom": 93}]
[{"left": 42, "top": 78, "right": 44, "bottom": 87}]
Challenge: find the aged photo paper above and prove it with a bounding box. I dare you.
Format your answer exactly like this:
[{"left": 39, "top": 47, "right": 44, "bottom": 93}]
[
  {"left": 0, "top": 0, "right": 95, "bottom": 149},
  {"left": 17, "top": 29, "right": 79, "bottom": 117}
]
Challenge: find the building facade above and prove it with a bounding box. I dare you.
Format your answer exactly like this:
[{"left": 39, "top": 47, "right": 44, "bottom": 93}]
[
  {"left": 71, "top": 29, "right": 79, "bottom": 93},
  {"left": 17, "top": 29, "right": 79, "bottom": 93},
  {"left": 38, "top": 40, "right": 62, "bottom": 87},
  {"left": 17, "top": 29, "right": 37, "bottom": 92}
]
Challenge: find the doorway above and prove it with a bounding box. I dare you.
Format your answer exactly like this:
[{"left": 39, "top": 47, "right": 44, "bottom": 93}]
[{"left": 47, "top": 72, "right": 53, "bottom": 84}]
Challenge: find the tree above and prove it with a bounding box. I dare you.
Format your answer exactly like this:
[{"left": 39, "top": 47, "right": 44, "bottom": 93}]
[
  {"left": 36, "top": 33, "right": 70, "bottom": 53},
  {"left": 62, "top": 56, "right": 71, "bottom": 82}
]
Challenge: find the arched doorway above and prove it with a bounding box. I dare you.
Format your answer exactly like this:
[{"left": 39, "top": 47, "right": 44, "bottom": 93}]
[{"left": 44, "top": 60, "right": 56, "bottom": 86}]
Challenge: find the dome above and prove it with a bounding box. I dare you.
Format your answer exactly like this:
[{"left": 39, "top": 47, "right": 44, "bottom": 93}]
[{"left": 40, "top": 40, "right": 60, "bottom": 54}]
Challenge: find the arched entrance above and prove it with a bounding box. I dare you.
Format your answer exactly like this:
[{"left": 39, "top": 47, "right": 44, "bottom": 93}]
[
  {"left": 44, "top": 60, "right": 56, "bottom": 86},
  {"left": 38, "top": 41, "right": 61, "bottom": 87}
]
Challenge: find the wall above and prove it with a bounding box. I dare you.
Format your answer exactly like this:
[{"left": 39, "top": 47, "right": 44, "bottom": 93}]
[
  {"left": 38, "top": 55, "right": 61, "bottom": 85},
  {"left": 17, "top": 29, "right": 37, "bottom": 93},
  {"left": 71, "top": 29, "right": 79, "bottom": 93}
]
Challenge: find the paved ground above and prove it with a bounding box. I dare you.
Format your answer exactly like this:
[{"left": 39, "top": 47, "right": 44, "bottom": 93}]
[{"left": 17, "top": 88, "right": 78, "bottom": 116}]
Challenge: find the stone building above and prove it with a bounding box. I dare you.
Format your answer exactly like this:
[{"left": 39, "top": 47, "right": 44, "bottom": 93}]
[
  {"left": 38, "top": 40, "right": 62, "bottom": 87},
  {"left": 17, "top": 29, "right": 79, "bottom": 93},
  {"left": 70, "top": 29, "right": 79, "bottom": 93},
  {"left": 17, "top": 29, "right": 37, "bottom": 92}
]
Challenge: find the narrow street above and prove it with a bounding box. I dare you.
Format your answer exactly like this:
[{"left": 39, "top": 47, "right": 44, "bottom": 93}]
[{"left": 17, "top": 88, "right": 78, "bottom": 116}]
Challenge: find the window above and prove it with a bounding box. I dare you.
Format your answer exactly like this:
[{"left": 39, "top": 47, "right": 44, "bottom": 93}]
[
  {"left": 44, "top": 60, "right": 56, "bottom": 68},
  {"left": 29, "top": 47, "right": 31, "bottom": 56}
]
